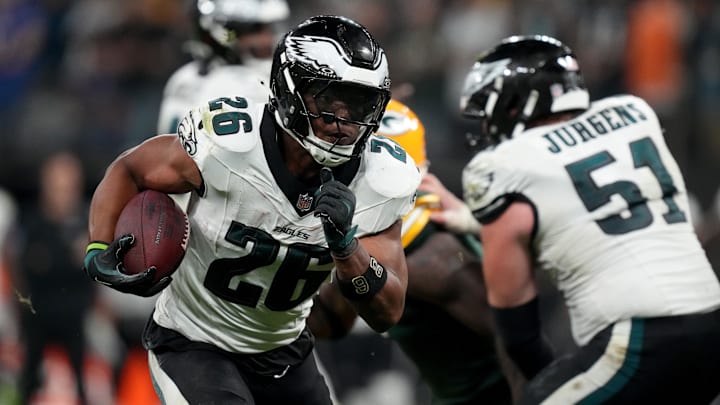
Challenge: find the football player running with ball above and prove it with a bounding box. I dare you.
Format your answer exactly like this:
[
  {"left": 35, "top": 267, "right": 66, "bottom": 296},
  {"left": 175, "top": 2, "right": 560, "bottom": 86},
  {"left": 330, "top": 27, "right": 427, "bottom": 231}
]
[
  {"left": 83, "top": 16, "right": 420, "bottom": 404},
  {"left": 459, "top": 35, "right": 720, "bottom": 404}
]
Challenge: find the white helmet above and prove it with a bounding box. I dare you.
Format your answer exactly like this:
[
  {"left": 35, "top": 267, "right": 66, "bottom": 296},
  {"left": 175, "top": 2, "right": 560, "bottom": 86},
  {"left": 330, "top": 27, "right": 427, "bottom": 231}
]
[{"left": 194, "top": 0, "right": 289, "bottom": 64}]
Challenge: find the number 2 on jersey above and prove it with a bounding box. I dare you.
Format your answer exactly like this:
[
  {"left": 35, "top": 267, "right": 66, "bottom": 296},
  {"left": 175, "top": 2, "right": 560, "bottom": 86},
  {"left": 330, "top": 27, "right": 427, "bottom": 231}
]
[
  {"left": 370, "top": 139, "right": 407, "bottom": 162},
  {"left": 566, "top": 136, "right": 686, "bottom": 235}
]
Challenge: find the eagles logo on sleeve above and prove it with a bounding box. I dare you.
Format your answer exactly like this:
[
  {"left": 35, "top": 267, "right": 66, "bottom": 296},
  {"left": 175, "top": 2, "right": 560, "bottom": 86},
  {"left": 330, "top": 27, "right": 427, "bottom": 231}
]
[
  {"left": 177, "top": 112, "right": 198, "bottom": 156},
  {"left": 463, "top": 157, "right": 495, "bottom": 210}
]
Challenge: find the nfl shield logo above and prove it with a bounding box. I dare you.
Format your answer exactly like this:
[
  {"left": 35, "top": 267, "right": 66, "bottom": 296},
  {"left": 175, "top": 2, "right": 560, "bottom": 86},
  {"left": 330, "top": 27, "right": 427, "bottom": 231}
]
[{"left": 296, "top": 193, "right": 313, "bottom": 212}]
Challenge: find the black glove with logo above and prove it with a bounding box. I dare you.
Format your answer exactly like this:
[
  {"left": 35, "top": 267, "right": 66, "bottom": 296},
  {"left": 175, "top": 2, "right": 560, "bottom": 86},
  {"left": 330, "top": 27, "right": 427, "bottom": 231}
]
[
  {"left": 314, "top": 167, "right": 359, "bottom": 257},
  {"left": 83, "top": 235, "right": 171, "bottom": 297}
]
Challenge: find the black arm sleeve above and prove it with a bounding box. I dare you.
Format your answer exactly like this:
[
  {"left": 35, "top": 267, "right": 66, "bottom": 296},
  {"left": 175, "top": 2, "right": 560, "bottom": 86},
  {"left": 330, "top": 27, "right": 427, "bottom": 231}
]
[{"left": 491, "top": 297, "right": 554, "bottom": 380}]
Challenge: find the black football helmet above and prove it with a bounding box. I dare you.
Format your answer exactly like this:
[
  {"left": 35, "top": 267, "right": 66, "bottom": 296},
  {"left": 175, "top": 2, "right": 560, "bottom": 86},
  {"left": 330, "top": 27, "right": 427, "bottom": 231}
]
[
  {"left": 460, "top": 35, "right": 589, "bottom": 147},
  {"left": 192, "top": 0, "right": 289, "bottom": 64},
  {"left": 270, "top": 15, "right": 392, "bottom": 167}
]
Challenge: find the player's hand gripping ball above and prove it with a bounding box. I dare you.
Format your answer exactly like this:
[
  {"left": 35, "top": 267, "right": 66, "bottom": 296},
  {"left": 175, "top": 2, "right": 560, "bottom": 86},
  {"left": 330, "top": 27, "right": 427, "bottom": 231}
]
[{"left": 84, "top": 190, "right": 189, "bottom": 297}]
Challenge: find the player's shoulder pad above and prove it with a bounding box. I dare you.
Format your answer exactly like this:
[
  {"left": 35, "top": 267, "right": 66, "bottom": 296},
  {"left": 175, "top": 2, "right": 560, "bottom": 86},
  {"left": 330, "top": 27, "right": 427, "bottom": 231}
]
[
  {"left": 177, "top": 96, "right": 266, "bottom": 158},
  {"left": 462, "top": 149, "right": 516, "bottom": 223},
  {"left": 362, "top": 134, "right": 422, "bottom": 199}
]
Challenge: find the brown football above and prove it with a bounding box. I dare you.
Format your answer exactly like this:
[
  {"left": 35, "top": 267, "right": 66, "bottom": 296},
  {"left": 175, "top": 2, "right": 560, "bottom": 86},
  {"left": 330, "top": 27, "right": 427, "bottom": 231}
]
[{"left": 114, "top": 190, "right": 189, "bottom": 283}]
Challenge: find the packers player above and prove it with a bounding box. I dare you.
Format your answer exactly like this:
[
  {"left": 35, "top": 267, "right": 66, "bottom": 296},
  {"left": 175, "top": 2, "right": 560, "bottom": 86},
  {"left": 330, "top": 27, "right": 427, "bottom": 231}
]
[
  {"left": 83, "top": 16, "right": 420, "bottom": 404},
  {"left": 309, "top": 100, "right": 517, "bottom": 405}
]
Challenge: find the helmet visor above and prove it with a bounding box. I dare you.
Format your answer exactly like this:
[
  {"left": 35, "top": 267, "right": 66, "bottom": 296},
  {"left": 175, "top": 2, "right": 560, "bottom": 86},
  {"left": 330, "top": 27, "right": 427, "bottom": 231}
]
[{"left": 301, "top": 79, "right": 388, "bottom": 126}]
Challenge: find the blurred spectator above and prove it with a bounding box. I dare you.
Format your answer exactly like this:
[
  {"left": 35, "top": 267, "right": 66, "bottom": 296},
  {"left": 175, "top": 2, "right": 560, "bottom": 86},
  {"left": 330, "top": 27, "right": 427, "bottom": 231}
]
[
  {"left": 0, "top": 188, "right": 18, "bottom": 267},
  {"left": 625, "top": 0, "right": 685, "bottom": 109},
  {"left": 625, "top": 0, "right": 688, "bottom": 173},
  {"left": 61, "top": 0, "right": 188, "bottom": 170},
  {"left": 685, "top": 0, "right": 720, "bottom": 205},
  {"left": 14, "top": 152, "right": 95, "bottom": 405},
  {"left": 0, "top": 0, "right": 47, "bottom": 112},
  {"left": 1, "top": 0, "right": 189, "bottom": 200},
  {"left": 0, "top": 188, "right": 20, "bottom": 401},
  {"left": 570, "top": 0, "right": 628, "bottom": 100},
  {"left": 439, "top": 0, "right": 510, "bottom": 109}
]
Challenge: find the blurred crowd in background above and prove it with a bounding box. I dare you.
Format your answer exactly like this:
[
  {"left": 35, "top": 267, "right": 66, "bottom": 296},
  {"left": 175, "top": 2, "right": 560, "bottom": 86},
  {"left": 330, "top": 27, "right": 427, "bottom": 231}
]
[{"left": 0, "top": 0, "right": 719, "bottom": 404}]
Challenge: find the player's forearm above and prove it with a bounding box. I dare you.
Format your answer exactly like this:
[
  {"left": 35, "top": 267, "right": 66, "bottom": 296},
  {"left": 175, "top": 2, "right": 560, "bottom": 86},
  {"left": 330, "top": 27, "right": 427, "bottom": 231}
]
[
  {"left": 88, "top": 158, "right": 140, "bottom": 242},
  {"left": 491, "top": 297, "right": 554, "bottom": 379},
  {"left": 332, "top": 245, "right": 406, "bottom": 332},
  {"left": 353, "top": 274, "right": 405, "bottom": 332}
]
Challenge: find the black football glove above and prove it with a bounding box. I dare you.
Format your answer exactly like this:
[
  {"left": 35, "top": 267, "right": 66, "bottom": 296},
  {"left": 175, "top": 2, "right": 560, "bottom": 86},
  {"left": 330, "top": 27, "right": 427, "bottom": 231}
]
[
  {"left": 83, "top": 235, "right": 171, "bottom": 297},
  {"left": 314, "top": 167, "right": 359, "bottom": 257}
]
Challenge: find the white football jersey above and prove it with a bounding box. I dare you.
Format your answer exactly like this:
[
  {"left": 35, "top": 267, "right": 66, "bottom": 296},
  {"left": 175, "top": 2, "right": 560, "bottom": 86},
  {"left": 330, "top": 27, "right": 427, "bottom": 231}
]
[
  {"left": 463, "top": 94, "right": 720, "bottom": 345},
  {"left": 157, "top": 58, "right": 272, "bottom": 210},
  {"left": 153, "top": 97, "right": 420, "bottom": 353},
  {"left": 156, "top": 59, "right": 272, "bottom": 134}
]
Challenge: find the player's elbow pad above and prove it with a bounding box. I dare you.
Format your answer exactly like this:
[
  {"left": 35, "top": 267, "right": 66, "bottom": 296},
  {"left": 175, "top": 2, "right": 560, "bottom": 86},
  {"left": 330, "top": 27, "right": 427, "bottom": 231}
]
[{"left": 491, "top": 298, "right": 554, "bottom": 380}]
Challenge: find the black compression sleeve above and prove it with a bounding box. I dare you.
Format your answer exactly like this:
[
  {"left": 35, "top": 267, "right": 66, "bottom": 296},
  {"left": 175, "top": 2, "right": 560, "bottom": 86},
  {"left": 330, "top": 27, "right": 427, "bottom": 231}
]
[{"left": 491, "top": 297, "right": 554, "bottom": 380}]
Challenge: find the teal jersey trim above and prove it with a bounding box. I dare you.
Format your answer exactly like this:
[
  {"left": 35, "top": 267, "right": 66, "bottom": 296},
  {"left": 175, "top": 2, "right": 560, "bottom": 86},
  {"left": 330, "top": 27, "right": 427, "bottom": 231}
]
[{"left": 578, "top": 319, "right": 645, "bottom": 405}]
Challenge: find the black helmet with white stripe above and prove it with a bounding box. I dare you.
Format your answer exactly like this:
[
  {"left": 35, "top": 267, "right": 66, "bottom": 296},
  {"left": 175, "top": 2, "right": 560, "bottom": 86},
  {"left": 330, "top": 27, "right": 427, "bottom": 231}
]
[
  {"left": 270, "top": 15, "right": 392, "bottom": 167},
  {"left": 460, "top": 35, "right": 589, "bottom": 147}
]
